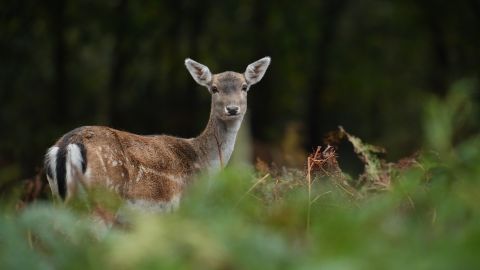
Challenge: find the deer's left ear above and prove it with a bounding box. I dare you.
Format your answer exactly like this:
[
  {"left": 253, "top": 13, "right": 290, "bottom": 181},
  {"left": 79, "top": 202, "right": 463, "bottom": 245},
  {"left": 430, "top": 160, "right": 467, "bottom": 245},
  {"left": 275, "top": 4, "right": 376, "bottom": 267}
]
[
  {"left": 244, "top": 56, "right": 271, "bottom": 85},
  {"left": 185, "top": 58, "right": 212, "bottom": 86}
]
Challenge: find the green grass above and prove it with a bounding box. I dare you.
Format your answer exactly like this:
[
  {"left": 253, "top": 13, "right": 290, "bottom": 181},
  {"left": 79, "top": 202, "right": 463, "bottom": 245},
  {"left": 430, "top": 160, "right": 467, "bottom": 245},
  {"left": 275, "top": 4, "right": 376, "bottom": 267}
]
[{"left": 1, "top": 83, "right": 480, "bottom": 269}]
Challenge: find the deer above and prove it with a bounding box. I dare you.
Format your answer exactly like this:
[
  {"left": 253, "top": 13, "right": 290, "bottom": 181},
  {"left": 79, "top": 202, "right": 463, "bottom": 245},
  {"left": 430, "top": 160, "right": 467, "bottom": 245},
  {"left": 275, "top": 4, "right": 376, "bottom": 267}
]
[{"left": 44, "top": 57, "right": 271, "bottom": 212}]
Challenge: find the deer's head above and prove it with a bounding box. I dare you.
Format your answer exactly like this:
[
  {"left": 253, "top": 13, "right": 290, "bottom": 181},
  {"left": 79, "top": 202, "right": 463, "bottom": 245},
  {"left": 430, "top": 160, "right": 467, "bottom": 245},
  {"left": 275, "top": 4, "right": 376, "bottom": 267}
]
[{"left": 185, "top": 57, "right": 271, "bottom": 121}]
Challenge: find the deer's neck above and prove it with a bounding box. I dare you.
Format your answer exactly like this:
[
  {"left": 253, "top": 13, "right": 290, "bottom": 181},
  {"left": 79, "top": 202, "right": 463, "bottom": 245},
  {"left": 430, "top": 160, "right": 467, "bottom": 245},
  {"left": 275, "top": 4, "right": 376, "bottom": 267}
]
[{"left": 192, "top": 110, "right": 243, "bottom": 172}]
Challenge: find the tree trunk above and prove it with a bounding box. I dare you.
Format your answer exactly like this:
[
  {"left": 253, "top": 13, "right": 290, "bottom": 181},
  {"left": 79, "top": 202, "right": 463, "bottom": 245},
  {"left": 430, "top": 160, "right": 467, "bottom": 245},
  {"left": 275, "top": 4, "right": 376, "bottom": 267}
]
[
  {"left": 418, "top": 0, "right": 449, "bottom": 97},
  {"left": 250, "top": 0, "right": 271, "bottom": 140},
  {"left": 106, "top": 0, "right": 129, "bottom": 127},
  {"left": 51, "top": 0, "right": 68, "bottom": 126},
  {"left": 184, "top": 1, "right": 210, "bottom": 135},
  {"left": 305, "top": 0, "right": 349, "bottom": 149}
]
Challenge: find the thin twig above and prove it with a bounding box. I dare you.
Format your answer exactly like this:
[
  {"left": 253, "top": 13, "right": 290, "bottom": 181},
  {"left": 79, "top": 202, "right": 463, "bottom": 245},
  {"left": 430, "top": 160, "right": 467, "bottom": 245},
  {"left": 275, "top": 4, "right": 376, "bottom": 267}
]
[
  {"left": 306, "top": 155, "right": 312, "bottom": 232},
  {"left": 235, "top": 173, "right": 270, "bottom": 207},
  {"left": 310, "top": 190, "right": 332, "bottom": 205}
]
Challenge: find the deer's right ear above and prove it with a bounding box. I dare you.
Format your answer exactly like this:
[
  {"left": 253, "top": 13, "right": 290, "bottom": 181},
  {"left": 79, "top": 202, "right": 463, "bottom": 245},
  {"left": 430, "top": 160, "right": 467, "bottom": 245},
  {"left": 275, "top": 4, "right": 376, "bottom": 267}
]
[
  {"left": 244, "top": 57, "right": 271, "bottom": 85},
  {"left": 185, "top": 58, "right": 212, "bottom": 86}
]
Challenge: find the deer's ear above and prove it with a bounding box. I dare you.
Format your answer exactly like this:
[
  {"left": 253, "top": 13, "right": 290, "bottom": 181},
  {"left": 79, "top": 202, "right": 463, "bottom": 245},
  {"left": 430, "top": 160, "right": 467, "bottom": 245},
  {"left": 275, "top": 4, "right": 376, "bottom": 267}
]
[
  {"left": 244, "top": 56, "right": 271, "bottom": 85},
  {"left": 185, "top": 58, "right": 212, "bottom": 86}
]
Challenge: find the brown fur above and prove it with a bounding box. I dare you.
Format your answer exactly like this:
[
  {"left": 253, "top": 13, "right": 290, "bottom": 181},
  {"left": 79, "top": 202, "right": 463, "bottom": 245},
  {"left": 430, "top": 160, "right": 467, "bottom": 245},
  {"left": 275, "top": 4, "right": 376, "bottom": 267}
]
[{"left": 53, "top": 126, "right": 200, "bottom": 202}]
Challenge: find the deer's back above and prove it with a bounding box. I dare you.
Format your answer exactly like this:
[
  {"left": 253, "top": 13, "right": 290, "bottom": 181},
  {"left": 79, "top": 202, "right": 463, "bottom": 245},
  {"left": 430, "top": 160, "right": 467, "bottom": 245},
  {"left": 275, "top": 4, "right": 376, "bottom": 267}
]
[{"left": 45, "top": 126, "right": 200, "bottom": 204}]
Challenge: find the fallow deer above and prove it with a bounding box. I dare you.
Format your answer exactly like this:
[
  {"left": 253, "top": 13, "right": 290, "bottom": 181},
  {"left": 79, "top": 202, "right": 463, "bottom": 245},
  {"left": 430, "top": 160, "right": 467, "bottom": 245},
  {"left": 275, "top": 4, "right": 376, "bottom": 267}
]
[{"left": 44, "top": 57, "right": 271, "bottom": 211}]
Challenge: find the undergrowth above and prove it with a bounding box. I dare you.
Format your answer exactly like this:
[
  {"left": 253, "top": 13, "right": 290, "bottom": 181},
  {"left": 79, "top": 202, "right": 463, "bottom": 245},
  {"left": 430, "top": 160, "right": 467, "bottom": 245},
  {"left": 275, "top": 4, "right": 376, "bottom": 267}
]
[{"left": 1, "top": 83, "right": 480, "bottom": 269}]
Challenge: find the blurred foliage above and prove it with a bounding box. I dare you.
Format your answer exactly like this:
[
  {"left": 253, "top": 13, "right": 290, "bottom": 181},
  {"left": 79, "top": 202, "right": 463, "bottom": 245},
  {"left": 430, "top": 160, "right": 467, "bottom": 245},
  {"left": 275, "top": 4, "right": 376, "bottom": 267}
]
[{"left": 1, "top": 82, "right": 480, "bottom": 269}]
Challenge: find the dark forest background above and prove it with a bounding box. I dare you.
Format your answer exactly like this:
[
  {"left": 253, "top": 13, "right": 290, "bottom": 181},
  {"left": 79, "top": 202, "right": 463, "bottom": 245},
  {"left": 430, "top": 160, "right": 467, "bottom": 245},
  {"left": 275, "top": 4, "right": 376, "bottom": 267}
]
[{"left": 1, "top": 0, "right": 479, "bottom": 184}]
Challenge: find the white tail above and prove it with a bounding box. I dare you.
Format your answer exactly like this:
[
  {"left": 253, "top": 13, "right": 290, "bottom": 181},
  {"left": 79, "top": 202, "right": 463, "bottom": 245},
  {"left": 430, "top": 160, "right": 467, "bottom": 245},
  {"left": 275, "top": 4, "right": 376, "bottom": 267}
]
[{"left": 44, "top": 57, "right": 271, "bottom": 211}]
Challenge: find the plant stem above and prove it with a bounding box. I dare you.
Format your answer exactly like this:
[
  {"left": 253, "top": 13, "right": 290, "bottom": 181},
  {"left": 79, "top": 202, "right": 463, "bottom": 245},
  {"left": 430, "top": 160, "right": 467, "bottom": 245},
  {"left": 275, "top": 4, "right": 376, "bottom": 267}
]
[{"left": 307, "top": 157, "right": 312, "bottom": 232}]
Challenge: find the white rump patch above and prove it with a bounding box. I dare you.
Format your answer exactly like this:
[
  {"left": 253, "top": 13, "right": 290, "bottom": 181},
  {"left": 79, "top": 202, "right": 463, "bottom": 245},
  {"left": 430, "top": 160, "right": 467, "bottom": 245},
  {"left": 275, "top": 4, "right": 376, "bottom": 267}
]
[
  {"left": 45, "top": 146, "right": 59, "bottom": 196},
  {"left": 67, "top": 144, "right": 84, "bottom": 172},
  {"left": 66, "top": 144, "right": 85, "bottom": 195}
]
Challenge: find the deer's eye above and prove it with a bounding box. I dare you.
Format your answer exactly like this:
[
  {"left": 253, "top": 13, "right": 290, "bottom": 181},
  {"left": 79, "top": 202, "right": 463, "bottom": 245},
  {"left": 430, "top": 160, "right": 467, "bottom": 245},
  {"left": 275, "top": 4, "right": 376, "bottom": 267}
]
[
  {"left": 241, "top": 84, "right": 248, "bottom": 91},
  {"left": 211, "top": 86, "right": 219, "bottom": 93}
]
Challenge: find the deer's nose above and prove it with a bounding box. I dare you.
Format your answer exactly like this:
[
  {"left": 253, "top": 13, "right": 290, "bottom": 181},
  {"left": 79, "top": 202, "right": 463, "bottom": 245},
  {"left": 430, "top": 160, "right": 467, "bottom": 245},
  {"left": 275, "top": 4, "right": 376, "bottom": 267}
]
[{"left": 226, "top": 105, "right": 240, "bottom": 116}]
